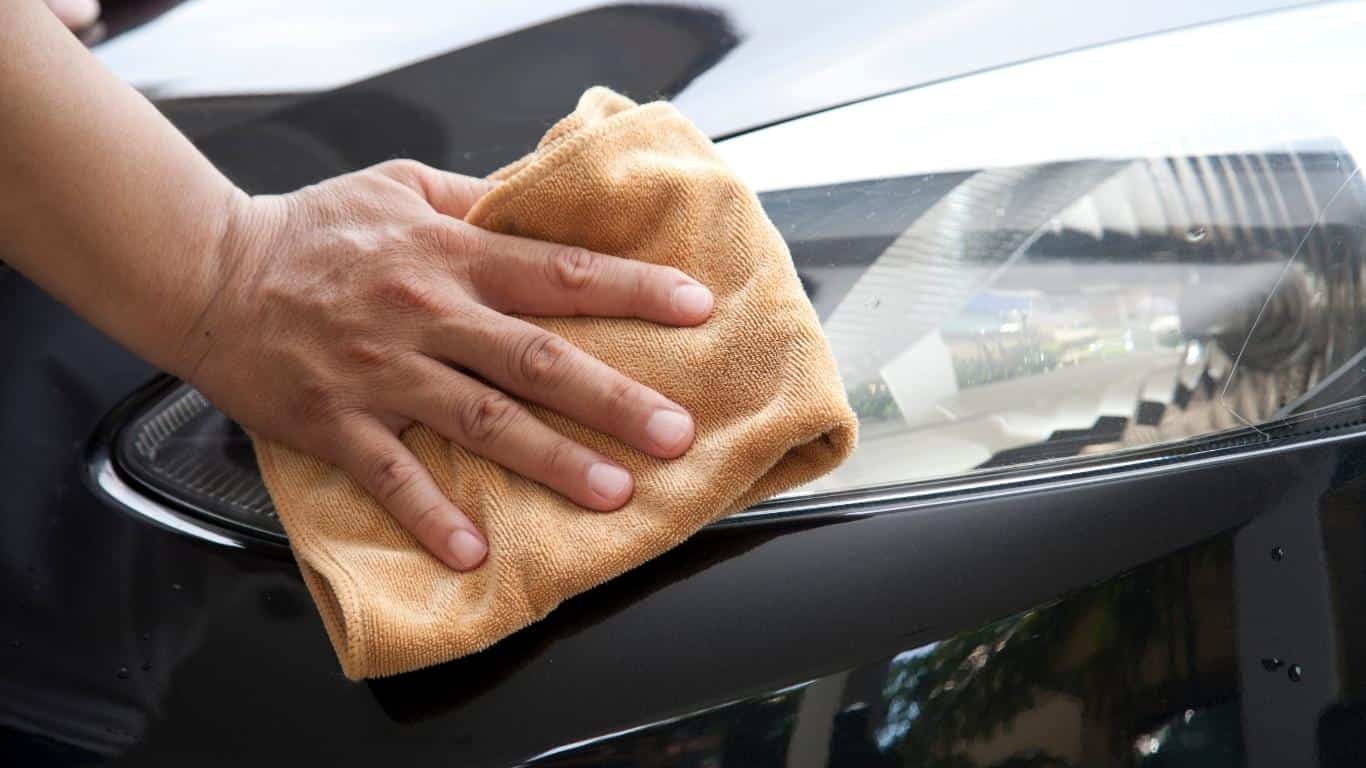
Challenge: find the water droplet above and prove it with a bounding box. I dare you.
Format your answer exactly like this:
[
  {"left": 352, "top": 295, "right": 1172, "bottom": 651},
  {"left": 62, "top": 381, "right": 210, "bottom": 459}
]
[
  {"left": 171, "top": 583, "right": 182, "bottom": 591},
  {"left": 8, "top": 639, "right": 20, "bottom": 649},
  {"left": 1271, "top": 546, "right": 1285, "bottom": 562},
  {"left": 1288, "top": 664, "right": 1303, "bottom": 682},
  {"left": 866, "top": 297, "right": 881, "bottom": 310},
  {"left": 1185, "top": 225, "right": 1208, "bottom": 244},
  {"left": 1261, "top": 657, "right": 1284, "bottom": 672},
  {"left": 116, "top": 667, "right": 129, "bottom": 679},
  {"left": 141, "top": 632, "right": 151, "bottom": 642},
  {"left": 140, "top": 661, "right": 152, "bottom": 672},
  {"left": 1183, "top": 708, "right": 1195, "bottom": 723}
]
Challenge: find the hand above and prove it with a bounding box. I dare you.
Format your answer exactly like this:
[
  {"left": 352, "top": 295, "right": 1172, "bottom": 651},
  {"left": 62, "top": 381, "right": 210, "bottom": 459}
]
[{"left": 183, "top": 160, "right": 713, "bottom": 570}]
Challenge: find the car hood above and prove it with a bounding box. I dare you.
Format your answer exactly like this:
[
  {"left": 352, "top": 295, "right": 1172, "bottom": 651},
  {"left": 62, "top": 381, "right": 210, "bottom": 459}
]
[{"left": 98, "top": 0, "right": 1313, "bottom": 141}]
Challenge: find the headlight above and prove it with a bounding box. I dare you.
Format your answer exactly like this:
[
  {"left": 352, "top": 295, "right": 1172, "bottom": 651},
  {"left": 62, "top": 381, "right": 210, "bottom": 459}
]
[
  {"left": 105, "top": 2, "right": 1366, "bottom": 540},
  {"left": 719, "top": 0, "right": 1366, "bottom": 493}
]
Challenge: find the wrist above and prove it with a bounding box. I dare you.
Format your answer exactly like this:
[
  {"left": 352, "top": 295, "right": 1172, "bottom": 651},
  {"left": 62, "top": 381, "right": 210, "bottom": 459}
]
[{"left": 166, "top": 188, "right": 287, "bottom": 387}]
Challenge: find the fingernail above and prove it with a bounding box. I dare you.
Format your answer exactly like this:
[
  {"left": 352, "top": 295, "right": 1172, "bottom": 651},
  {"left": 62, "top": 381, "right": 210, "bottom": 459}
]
[
  {"left": 587, "top": 462, "right": 632, "bottom": 503},
  {"left": 646, "top": 409, "right": 694, "bottom": 454},
  {"left": 447, "top": 528, "right": 488, "bottom": 570},
  {"left": 672, "top": 284, "right": 714, "bottom": 319}
]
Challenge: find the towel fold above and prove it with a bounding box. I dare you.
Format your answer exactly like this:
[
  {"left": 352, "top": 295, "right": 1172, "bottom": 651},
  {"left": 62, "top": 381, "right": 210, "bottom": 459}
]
[{"left": 253, "top": 87, "right": 858, "bottom": 679}]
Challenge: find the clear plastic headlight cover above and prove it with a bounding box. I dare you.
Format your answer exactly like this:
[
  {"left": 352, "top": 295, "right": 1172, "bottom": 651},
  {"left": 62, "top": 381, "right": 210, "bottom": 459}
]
[{"left": 112, "top": 2, "right": 1366, "bottom": 536}]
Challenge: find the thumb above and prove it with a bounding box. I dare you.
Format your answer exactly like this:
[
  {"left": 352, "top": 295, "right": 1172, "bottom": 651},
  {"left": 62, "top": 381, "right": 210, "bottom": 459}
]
[{"left": 377, "top": 159, "right": 498, "bottom": 220}]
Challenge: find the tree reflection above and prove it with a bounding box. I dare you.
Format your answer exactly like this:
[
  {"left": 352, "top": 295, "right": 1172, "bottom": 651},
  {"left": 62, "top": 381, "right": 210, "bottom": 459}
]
[{"left": 877, "top": 537, "right": 1239, "bottom": 767}]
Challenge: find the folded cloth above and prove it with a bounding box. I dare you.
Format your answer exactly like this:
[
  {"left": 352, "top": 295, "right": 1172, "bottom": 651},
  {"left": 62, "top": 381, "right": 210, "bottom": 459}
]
[{"left": 253, "top": 87, "right": 858, "bottom": 679}]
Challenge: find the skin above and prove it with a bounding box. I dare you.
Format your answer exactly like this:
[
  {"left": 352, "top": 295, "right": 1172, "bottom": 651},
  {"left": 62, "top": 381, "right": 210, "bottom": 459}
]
[
  {"left": 44, "top": 0, "right": 99, "bottom": 31},
  {"left": 1, "top": 1, "right": 711, "bottom": 570}
]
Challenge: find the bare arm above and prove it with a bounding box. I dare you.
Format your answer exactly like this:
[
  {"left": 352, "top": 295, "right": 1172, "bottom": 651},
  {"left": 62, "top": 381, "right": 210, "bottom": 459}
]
[
  {"left": 1, "top": 1, "right": 711, "bottom": 570},
  {"left": 1, "top": 0, "right": 243, "bottom": 374}
]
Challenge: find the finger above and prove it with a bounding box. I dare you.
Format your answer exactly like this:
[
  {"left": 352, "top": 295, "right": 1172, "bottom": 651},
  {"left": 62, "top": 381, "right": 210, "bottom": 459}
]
[
  {"left": 398, "top": 356, "right": 634, "bottom": 511},
  {"left": 425, "top": 308, "right": 696, "bottom": 459},
  {"left": 376, "top": 159, "right": 497, "bottom": 219},
  {"left": 328, "top": 417, "right": 488, "bottom": 570},
  {"left": 459, "top": 225, "right": 713, "bottom": 326},
  {"left": 46, "top": 0, "right": 100, "bottom": 30}
]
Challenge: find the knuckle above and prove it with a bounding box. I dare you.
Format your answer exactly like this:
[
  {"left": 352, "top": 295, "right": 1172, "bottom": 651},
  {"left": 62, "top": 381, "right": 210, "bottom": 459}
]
[
  {"left": 406, "top": 502, "right": 449, "bottom": 541},
  {"left": 339, "top": 338, "right": 391, "bottom": 370},
  {"left": 459, "top": 391, "right": 520, "bottom": 445},
  {"left": 514, "top": 331, "right": 570, "bottom": 387},
  {"left": 376, "top": 158, "right": 424, "bottom": 180},
  {"left": 368, "top": 453, "right": 420, "bottom": 505},
  {"left": 629, "top": 265, "right": 658, "bottom": 310},
  {"left": 421, "top": 219, "right": 466, "bottom": 252},
  {"left": 432, "top": 222, "right": 486, "bottom": 277},
  {"left": 432, "top": 299, "right": 480, "bottom": 340},
  {"left": 603, "top": 377, "right": 644, "bottom": 417},
  {"left": 297, "top": 380, "right": 343, "bottom": 423},
  {"left": 374, "top": 273, "right": 444, "bottom": 315},
  {"left": 542, "top": 438, "right": 579, "bottom": 479},
  {"left": 548, "top": 245, "right": 598, "bottom": 292}
]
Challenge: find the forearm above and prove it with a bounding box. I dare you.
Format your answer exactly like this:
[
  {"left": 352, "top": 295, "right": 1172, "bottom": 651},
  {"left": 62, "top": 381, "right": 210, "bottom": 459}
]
[{"left": 0, "top": 0, "right": 244, "bottom": 375}]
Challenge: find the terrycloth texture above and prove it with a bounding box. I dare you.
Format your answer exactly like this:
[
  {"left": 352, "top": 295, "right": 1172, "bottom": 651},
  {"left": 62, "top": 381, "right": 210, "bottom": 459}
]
[{"left": 253, "top": 87, "right": 858, "bottom": 680}]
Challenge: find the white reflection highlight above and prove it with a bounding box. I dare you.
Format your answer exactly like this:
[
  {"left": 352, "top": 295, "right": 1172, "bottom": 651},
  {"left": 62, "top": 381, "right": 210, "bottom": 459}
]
[
  {"left": 717, "top": 3, "right": 1366, "bottom": 192},
  {"left": 94, "top": 0, "right": 599, "bottom": 97}
]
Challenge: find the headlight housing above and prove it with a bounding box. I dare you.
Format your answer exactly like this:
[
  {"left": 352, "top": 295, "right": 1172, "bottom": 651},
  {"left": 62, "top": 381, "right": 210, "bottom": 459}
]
[{"left": 105, "top": 2, "right": 1366, "bottom": 540}]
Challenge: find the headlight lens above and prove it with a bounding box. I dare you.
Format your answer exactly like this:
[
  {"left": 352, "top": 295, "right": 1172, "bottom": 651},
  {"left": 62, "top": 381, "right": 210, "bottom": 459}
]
[
  {"left": 719, "top": 0, "right": 1366, "bottom": 494},
  {"left": 110, "top": 2, "right": 1366, "bottom": 537}
]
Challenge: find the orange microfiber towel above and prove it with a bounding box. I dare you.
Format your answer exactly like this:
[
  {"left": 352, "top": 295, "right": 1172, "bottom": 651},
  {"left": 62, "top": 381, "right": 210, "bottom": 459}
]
[{"left": 253, "top": 87, "right": 858, "bottom": 679}]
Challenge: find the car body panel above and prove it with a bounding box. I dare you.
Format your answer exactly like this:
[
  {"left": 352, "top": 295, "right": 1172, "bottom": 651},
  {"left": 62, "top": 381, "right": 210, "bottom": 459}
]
[
  {"left": 3, "top": 1, "right": 1363, "bottom": 766},
  {"left": 99, "top": 0, "right": 1316, "bottom": 138}
]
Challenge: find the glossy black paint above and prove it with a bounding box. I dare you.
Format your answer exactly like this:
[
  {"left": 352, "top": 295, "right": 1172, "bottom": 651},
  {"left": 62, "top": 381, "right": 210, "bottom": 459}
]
[
  {"left": 4, "top": 2, "right": 1365, "bottom": 766},
  {"left": 8, "top": 257, "right": 1366, "bottom": 764},
  {"left": 533, "top": 534, "right": 1245, "bottom": 767},
  {"left": 183, "top": 4, "right": 739, "bottom": 193},
  {"left": 110, "top": 0, "right": 1317, "bottom": 139}
]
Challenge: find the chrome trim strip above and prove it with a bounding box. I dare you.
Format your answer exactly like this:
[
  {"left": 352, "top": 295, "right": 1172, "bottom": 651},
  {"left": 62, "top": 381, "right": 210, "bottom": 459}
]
[
  {"left": 722, "top": 422, "right": 1366, "bottom": 528},
  {"left": 88, "top": 444, "right": 246, "bottom": 549}
]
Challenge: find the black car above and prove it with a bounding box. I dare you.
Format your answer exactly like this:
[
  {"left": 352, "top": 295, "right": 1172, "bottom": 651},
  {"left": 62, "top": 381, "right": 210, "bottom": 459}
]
[{"left": 5, "top": 1, "right": 1366, "bottom": 765}]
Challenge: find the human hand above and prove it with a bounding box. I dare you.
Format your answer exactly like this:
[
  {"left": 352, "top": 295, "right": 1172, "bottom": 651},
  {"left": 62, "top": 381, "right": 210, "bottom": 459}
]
[{"left": 181, "top": 160, "right": 712, "bottom": 570}]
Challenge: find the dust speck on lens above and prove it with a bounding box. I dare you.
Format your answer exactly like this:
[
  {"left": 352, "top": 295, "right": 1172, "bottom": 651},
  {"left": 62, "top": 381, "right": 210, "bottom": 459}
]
[
  {"left": 1261, "top": 657, "right": 1284, "bottom": 672},
  {"left": 116, "top": 667, "right": 129, "bottom": 679},
  {"left": 1271, "top": 546, "right": 1285, "bottom": 561},
  {"left": 1288, "top": 664, "right": 1303, "bottom": 682}
]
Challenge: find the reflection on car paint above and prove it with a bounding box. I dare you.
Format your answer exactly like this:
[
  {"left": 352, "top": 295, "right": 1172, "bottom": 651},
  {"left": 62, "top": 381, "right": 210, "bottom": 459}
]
[{"left": 531, "top": 535, "right": 1242, "bottom": 767}]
